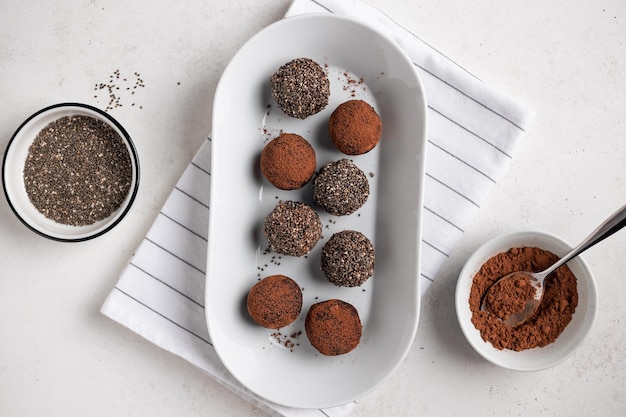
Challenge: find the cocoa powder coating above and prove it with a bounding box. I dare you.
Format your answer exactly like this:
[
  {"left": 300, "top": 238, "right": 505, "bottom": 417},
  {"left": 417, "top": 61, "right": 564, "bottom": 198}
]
[
  {"left": 328, "top": 99, "right": 382, "bottom": 155},
  {"left": 260, "top": 133, "right": 316, "bottom": 190},
  {"left": 247, "top": 275, "right": 303, "bottom": 329},
  {"left": 469, "top": 247, "right": 578, "bottom": 351},
  {"left": 305, "top": 299, "right": 362, "bottom": 356}
]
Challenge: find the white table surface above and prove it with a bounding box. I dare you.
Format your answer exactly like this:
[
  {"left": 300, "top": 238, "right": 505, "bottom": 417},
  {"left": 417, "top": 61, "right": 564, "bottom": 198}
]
[{"left": 1, "top": 1, "right": 624, "bottom": 416}]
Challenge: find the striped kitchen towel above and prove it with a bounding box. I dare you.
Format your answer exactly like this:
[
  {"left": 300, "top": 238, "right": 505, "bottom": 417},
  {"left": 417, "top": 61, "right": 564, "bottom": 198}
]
[{"left": 101, "top": 0, "right": 534, "bottom": 416}]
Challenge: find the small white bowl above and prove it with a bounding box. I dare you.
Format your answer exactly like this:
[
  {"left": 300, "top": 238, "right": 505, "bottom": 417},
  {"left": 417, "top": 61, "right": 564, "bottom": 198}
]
[
  {"left": 2, "top": 103, "right": 140, "bottom": 242},
  {"left": 455, "top": 230, "right": 598, "bottom": 371}
]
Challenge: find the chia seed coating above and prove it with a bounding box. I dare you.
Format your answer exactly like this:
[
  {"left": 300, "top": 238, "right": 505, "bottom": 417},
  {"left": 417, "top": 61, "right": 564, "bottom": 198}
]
[
  {"left": 270, "top": 58, "right": 330, "bottom": 119},
  {"left": 263, "top": 200, "right": 322, "bottom": 257},
  {"left": 313, "top": 158, "right": 369, "bottom": 216},
  {"left": 321, "top": 230, "right": 375, "bottom": 287}
]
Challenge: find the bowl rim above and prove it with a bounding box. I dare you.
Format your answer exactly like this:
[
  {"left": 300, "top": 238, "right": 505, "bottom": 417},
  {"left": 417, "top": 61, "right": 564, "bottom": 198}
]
[
  {"left": 455, "top": 229, "right": 599, "bottom": 371},
  {"left": 2, "top": 102, "right": 140, "bottom": 242}
]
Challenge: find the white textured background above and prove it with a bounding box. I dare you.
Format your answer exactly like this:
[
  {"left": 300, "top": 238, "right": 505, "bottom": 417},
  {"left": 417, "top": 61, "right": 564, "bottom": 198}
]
[{"left": 1, "top": 1, "right": 624, "bottom": 416}]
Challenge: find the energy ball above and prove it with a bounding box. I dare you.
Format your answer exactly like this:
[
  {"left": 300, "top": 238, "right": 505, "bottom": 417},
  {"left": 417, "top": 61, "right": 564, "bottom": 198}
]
[
  {"left": 270, "top": 57, "right": 330, "bottom": 119},
  {"left": 328, "top": 100, "right": 382, "bottom": 155},
  {"left": 321, "top": 230, "right": 375, "bottom": 287},
  {"left": 261, "top": 133, "right": 316, "bottom": 190},
  {"left": 247, "top": 275, "right": 303, "bottom": 329},
  {"left": 263, "top": 200, "right": 322, "bottom": 257},
  {"left": 305, "top": 299, "right": 362, "bottom": 356},
  {"left": 313, "top": 158, "right": 369, "bottom": 216}
]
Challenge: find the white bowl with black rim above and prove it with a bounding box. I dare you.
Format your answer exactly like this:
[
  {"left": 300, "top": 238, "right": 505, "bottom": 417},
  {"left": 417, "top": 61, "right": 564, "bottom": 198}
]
[{"left": 2, "top": 103, "right": 140, "bottom": 242}]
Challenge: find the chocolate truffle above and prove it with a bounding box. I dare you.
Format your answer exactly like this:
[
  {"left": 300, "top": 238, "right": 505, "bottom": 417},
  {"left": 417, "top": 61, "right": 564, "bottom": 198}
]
[
  {"left": 263, "top": 200, "right": 322, "bottom": 257},
  {"left": 270, "top": 58, "right": 330, "bottom": 119},
  {"left": 305, "top": 299, "right": 362, "bottom": 356},
  {"left": 261, "top": 133, "right": 316, "bottom": 190},
  {"left": 321, "top": 230, "right": 375, "bottom": 287},
  {"left": 328, "top": 100, "right": 382, "bottom": 155},
  {"left": 247, "top": 275, "right": 303, "bottom": 329},
  {"left": 313, "top": 158, "right": 369, "bottom": 216}
]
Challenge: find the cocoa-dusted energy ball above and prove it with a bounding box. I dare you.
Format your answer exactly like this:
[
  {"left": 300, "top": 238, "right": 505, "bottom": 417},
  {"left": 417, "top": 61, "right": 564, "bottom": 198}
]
[
  {"left": 313, "top": 158, "right": 369, "bottom": 216},
  {"left": 321, "top": 230, "right": 375, "bottom": 287},
  {"left": 305, "top": 299, "right": 362, "bottom": 356},
  {"left": 261, "top": 133, "right": 316, "bottom": 190},
  {"left": 270, "top": 57, "right": 330, "bottom": 119},
  {"left": 247, "top": 275, "right": 303, "bottom": 329},
  {"left": 263, "top": 200, "right": 322, "bottom": 257},
  {"left": 328, "top": 100, "right": 382, "bottom": 155}
]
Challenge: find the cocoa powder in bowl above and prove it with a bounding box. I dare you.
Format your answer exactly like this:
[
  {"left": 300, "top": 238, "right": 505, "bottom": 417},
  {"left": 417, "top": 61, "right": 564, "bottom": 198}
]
[{"left": 469, "top": 247, "right": 578, "bottom": 351}]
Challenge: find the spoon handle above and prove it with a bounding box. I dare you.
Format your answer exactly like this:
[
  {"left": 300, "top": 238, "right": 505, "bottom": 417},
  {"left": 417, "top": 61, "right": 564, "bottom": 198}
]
[{"left": 541, "top": 203, "right": 626, "bottom": 278}]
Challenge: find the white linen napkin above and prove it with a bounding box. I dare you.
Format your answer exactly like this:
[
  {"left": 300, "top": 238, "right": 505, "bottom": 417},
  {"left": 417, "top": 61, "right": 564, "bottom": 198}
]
[{"left": 101, "top": 0, "right": 534, "bottom": 416}]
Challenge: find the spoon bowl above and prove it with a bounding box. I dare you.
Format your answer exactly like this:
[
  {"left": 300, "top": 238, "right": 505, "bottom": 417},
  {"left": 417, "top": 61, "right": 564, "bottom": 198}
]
[{"left": 481, "top": 270, "right": 543, "bottom": 327}]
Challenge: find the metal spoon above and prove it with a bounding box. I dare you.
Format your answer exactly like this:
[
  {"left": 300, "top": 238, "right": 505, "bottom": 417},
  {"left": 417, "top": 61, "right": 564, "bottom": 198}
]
[{"left": 481, "top": 203, "right": 626, "bottom": 327}]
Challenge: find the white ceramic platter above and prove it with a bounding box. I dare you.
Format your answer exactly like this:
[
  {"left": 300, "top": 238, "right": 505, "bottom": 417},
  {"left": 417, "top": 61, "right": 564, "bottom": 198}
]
[{"left": 206, "top": 13, "right": 427, "bottom": 409}]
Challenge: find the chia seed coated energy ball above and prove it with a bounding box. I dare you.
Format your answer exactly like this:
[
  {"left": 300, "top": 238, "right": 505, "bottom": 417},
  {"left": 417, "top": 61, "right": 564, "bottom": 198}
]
[
  {"left": 328, "top": 99, "right": 382, "bottom": 155},
  {"left": 263, "top": 200, "right": 322, "bottom": 257},
  {"left": 321, "top": 230, "right": 375, "bottom": 287},
  {"left": 270, "top": 57, "right": 330, "bottom": 119},
  {"left": 247, "top": 275, "right": 303, "bottom": 329},
  {"left": 313, "top": 158, "right": 369, "bottom": 216},
  {"left": 260, "top": 133, "right": 316, "bottom": 190},
  {"left": 305, "top": 299, "right": 362, "bottom": 356}
]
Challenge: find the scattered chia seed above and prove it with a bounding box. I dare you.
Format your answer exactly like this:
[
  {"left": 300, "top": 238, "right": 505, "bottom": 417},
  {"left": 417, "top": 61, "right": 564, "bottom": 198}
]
[
  {"left": 313, "top": 159, "right": 369, "bottom": 216},
  {"left": 270, "top": 58, "right": 330, "bottom": 119},
  {"left": 262, "top": 200, "right": 322, "bottom": 257},
  {"left": 321, "top": 230, "right": 375, "bottom": 287},
  {"left": 93, "top": 69, "right": 145, "bottom": 111},
  {"left": 23, "top": 115, "right": 133, "bottom": 226}
]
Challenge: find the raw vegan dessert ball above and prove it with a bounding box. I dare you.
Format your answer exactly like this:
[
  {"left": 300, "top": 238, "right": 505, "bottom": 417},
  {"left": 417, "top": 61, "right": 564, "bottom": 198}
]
[
  {"left": 247, "top": 274, "right": 303, "bottom": 329},
  {"left": 313, "top": 158, "right": 369, "bottom": 216},
  {"left": 328, "top": 99, "right": 382, "bottom": 155},
  {"left": 321, "top": 230, "right": 375, "bottom": 287},
  {"left": 260, "top": 133, "right": 316, "bottom": 190},
  {"left": 270, "top": 57, "right": 330, "bottom": 119},
  {"left": 263, "top": 200, "right": 322, "bottom": 257},
  {"left": 305, "top": 299, "right": 362, "bottom": 356}
]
